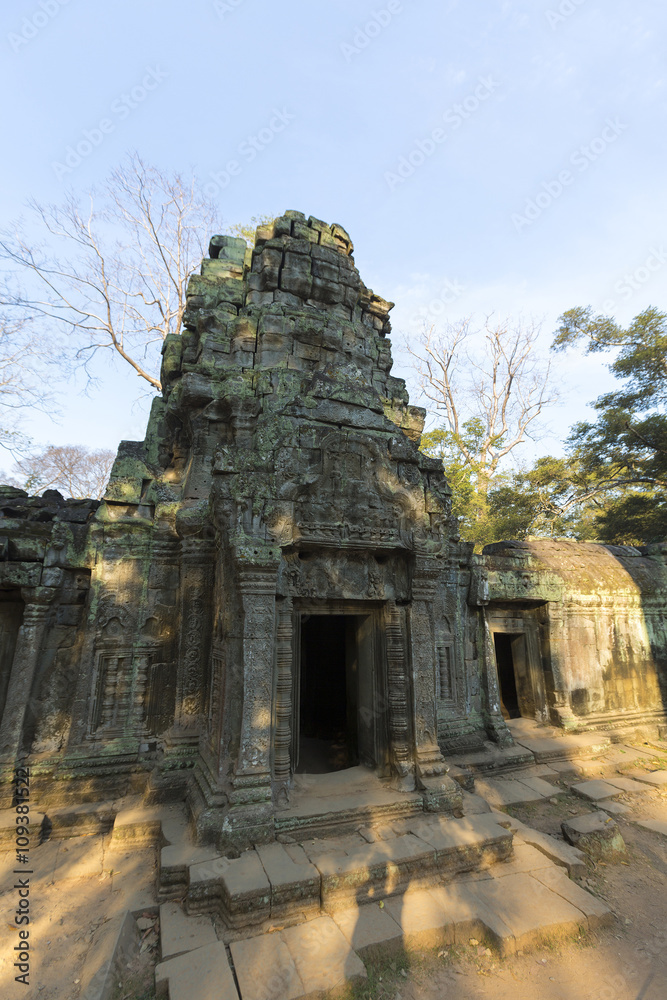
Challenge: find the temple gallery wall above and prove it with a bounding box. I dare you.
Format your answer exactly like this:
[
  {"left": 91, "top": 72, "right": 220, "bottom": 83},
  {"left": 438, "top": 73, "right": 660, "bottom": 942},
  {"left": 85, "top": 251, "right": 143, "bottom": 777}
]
[{"left": 1, "top": 211, "right": 666, "bottom": 850}]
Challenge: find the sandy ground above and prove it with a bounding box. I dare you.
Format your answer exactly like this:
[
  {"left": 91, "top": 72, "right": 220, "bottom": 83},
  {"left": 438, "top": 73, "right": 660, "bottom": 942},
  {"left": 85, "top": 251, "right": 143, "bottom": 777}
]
[{"left": 0, "top": 835, "right": 158, "bottom": 1000}]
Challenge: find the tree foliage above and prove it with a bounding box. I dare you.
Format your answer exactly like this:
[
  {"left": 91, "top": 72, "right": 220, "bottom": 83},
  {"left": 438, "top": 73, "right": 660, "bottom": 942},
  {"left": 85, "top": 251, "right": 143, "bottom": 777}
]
[{"left": 552, "top": 305, "right": 667, "bottom": 543}]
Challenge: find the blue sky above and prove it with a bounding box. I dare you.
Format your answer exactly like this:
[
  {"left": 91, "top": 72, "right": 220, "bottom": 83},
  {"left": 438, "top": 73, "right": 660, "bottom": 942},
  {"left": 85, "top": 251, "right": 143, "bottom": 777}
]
[{"left": 2, "top": 0, "right": 666, "bottom": 465}]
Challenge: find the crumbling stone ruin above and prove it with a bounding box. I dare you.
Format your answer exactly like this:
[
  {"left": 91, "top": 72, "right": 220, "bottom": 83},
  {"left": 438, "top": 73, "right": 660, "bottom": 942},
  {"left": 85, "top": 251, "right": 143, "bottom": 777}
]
[{"left": 1, "top": 212, "right": 666, "bottom": 851}]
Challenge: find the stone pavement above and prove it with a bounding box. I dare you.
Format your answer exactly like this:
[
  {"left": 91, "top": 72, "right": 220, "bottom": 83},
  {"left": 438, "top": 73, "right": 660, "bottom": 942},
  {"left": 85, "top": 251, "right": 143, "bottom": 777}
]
[{"left": 155, "top": 845, "right": 613, "bottom": 1000}]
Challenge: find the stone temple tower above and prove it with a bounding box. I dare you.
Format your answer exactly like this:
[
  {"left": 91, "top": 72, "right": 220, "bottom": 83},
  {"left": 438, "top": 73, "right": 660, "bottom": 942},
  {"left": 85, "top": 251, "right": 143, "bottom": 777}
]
[{"left": 103, "top": 210, "right": 465, "bottom": 846}]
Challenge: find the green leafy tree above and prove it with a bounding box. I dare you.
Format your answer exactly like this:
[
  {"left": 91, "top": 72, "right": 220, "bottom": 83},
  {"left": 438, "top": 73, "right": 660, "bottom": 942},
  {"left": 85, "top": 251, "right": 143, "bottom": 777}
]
[{"left": 552, "top": 305, "right": 667, "bottom": 543}]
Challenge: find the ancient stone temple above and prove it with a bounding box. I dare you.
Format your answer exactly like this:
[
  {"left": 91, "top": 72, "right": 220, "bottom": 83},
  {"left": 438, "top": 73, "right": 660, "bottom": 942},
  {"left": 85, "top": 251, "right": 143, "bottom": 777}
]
[{"left": 1, "top": 212, "right": 667, "bottom": 851}]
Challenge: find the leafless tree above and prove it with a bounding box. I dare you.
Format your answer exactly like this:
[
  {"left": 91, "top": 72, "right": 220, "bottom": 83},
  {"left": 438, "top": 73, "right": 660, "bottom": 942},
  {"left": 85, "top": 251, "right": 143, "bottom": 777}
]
[
  {"left": 0, "top": 153, "right": 225, "bottom": 392},
  {"left": 0, "top": 311, "right": 55, "bottom": 452},
  {"left": 7, "top": 444, "right": 115, "bottom": 499},
  {"left": 408, "top": 316, "right": 558, "bottom": 494}
]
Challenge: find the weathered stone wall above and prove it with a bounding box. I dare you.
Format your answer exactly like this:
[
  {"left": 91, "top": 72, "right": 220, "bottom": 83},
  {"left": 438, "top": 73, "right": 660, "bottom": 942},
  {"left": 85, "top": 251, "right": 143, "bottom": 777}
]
[{"left": 481, "top": 539, "right": 667, "bottom": 733}]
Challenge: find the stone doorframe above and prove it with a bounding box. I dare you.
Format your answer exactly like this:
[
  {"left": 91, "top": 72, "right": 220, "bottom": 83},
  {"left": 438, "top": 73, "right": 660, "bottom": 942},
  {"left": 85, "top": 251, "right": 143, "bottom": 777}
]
[
  {"left": 272, "top": 598, "right": 413, "bottom": 788},
  {"left": 488, "top": 611, "right": 549, "bottom": 723}
]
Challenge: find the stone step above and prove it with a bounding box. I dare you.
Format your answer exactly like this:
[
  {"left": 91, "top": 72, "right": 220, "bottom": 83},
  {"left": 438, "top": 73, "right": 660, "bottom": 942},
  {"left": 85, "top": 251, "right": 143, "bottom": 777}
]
[
  {"left": 511, "top": 730, "right": 612, "bottom": 763},
  {"left": 223, "top": 866, "right": 612, "bottom": 1000},
  {"left": 183, "top": 814, "right": 513, "bottom": 929},
  {"left": 274, "top": 785, "right": 425, "bottom": 841},
  {"left": 571, "top": 776, "right": 657, "bottom": 802},
  {"left": 44, "top": 801, "right": 116, "bottom": 839},
  {"left": 448, "top": 744, "right": 535, "bottom": 774},
  {"left": 475, "top": 773, "right": 561, "bottom": 807},
  {"left": 0, "top": 808, "right": 47, "bottom": 849}
]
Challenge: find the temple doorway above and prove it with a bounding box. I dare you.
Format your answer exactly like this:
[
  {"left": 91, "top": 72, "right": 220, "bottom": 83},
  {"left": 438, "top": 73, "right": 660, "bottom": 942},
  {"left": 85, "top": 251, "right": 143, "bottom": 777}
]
[
  {"left": 494, "top": 632, "right": 524, "bottom": 719},
  {"left": 293, "top": 609, "right": 383, "bottom": 775}
]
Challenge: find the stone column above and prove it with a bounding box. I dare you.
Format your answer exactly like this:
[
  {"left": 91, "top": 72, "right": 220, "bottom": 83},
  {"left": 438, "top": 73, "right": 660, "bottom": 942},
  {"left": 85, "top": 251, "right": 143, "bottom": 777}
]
[
  {"left": 226, "top": 556, "right": 279, "bottom": 846},
  {"left": 0, "top": 587, "right": 56, "bottom": 764},
  {"left": 409, "top": 562, "right": 462, "bottom": 813}
]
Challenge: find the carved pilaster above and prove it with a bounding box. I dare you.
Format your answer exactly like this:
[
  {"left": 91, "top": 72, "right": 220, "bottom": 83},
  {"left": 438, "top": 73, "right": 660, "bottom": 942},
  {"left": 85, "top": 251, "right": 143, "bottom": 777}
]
[
  {"left": 232, "top": 560, "right": 279, "bottom": 788},
  {"left": 0, "top": 587, "right": 56, "bottom": 762},
  {"left": 174, "top": 537, "right": 214, "bottom": 734},
  {"left": 384, "top": 602, "right": 412, "bottom": 780},
  {"left": 273, "top": 597, "right": 293, "bottom": 787}
]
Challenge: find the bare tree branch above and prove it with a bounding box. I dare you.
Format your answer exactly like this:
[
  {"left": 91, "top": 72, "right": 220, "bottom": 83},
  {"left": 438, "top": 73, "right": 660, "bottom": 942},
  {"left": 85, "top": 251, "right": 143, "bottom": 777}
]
[
  {"left": 408, "top": 316, "right": 558, "bottom": 493},
  {"left": 0, "top": 153, "right": 225, "bottom": 393}
]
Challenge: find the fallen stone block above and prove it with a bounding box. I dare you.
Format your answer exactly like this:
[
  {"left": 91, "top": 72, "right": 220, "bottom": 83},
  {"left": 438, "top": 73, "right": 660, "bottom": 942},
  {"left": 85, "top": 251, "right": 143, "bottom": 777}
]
[
  {"left": 160, "top": 901, "right": 217, "bottom": 960},
  {"left": 515, "top": 776, "right": 559, "bottom": 797},
  {"left": 155, "top": 941, "right": 238, "bottom": 1000},
  {"left": 562, "top": 811, "right": 626, "bottom": 861},
  {"left": 602, "top": 801, "right": 631, "bottom": 817}
]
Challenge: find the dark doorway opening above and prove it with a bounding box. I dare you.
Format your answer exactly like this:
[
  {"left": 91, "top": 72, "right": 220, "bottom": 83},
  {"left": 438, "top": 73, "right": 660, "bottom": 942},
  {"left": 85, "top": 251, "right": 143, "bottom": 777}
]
[
  {"left": 298, "top": 615, "right": 359, "bottom": 773},
  {"left": 494, "top": 632, "right": 522, "bottom": 719},
  {"left": 0, "top": 589, "right": 24, "bottom": 718}
]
